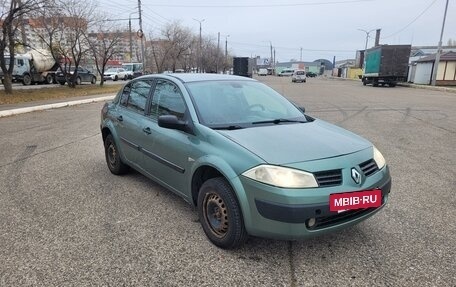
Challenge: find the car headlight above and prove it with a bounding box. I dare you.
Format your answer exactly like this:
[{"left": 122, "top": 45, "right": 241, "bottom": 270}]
[
  {"left": 373, "top": 146, "right": 386, "bottom": 169},
  {"left": 242, "top": 165, "right": 318, "bottom": 188}
]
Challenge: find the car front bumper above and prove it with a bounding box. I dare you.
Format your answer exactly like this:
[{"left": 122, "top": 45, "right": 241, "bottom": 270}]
[
  {"left": 234, "top": 165, "right": 391, "bottom": 240},
  {"left": 103, "top": 75, "right": 116, "bottom": 80}
]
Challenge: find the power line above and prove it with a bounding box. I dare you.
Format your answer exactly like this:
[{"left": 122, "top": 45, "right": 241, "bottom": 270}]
[
  {"left": 382, "top": 0, "right": 438, "bottom": 39},
  {"left": 148, "top": 0, "right": 373, "bottom": 8}
]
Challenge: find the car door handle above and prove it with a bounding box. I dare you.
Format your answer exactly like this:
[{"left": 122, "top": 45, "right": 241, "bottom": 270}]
[
  {"left": 117, "top": 115, "right": 123, "bottom": 121},
  {"left": 142, "top": 127, "right": 151, "bottom": 134}
]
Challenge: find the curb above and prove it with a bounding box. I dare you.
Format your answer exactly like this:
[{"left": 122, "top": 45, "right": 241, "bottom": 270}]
[
  {"left": 397, "top": 83, "right": 456, "bottom": 94},
  {"left": 0, "top": 95, "right": 115, "bottom": 118}
]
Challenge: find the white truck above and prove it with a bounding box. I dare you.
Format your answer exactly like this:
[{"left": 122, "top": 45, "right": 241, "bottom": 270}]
[{"left": 1, "top": 49, "right": 59, "bottom": 85}]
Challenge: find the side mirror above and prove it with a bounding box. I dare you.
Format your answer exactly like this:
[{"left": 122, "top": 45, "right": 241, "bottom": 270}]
[
  {"left": 158, "top": 115, "right": 192, "bottom": 134},
  {"left": 299, "top": 106, "right": 306, "bottom": 113}
]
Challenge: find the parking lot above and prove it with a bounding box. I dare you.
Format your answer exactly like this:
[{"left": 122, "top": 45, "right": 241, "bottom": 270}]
[{"left": 0, "top": 76, "right": 454, "bottom": 286}]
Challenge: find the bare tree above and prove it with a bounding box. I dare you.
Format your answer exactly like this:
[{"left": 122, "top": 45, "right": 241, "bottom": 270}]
[
  {"left": 32, "top": 0, "right": 96, "bottom": 88},
  {"left": 150, "top": 21, "right": 193, "bottom": 73},
  {"left": 0, "top": 0, "right": 46, "bottom": 94},
  {"left": 87, "top": 18, "right": 124, "bottom": 86}
]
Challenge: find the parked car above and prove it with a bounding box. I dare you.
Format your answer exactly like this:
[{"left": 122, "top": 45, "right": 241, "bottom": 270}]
[
  {"left": 257, "top": 68, "right": 268, "bottom": 76},
  {"left": 103, "top": 68, "right": 129, "bottom": 81},
  {"left": 292, "top": 69, "right": 307, "bottom": 83},
  {"left": 56, "top": 66, "right": 96, "bottom": 85},
  {"left": 278, "top": 68, "right": 294, "bottom": 76},
  {"left": 101, "top": 74, "right": 391, "bottom": 249},
  {"left": 306, "top": 71, "right": 318, "bottom": 77}
]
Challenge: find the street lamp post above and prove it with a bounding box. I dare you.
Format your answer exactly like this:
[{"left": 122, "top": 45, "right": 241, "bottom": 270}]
[
  {"left": 358, "top": 28, "right": 376, "bottom": 50},
  {"left": 193, "top": 18, "right": 205, "bottom": 73}
]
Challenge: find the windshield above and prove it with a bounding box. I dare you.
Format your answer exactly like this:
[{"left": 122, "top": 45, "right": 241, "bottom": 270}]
[
  {"left": 106, "top": 68, "right": 117, "bottom": 72},
  {"left": 186, "top": 80, "right": 306, "bottom": 128}
]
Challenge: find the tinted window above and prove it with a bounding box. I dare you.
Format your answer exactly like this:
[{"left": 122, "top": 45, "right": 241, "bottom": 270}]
[
  {"left": 122, "top": 80, "right": 151, "bottom": 113},
  {"left": 150, "top": 80, "right": 186, "bottom": 120}
]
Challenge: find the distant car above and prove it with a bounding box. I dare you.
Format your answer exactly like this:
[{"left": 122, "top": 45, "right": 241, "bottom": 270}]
[
  {"left": 292, "top": 70, "right": 307, "bottom": 83},
  {"left": 101, "top": 73, "right": 391, "bottom": 249},
  {"left": 278, "top": 68, "right": 294, "bottom": 77},
  {"left": 103, "top": 68, "right": 129, "bottom": 81},
  {"left": 56, "top": 66, "right": 96, "bottom": 85},
  {"left": 258, "top": 68, "right": 268, "bottom": 76},
  {"left": 306, "top": 72, "right": 318, "bottom": 78}
]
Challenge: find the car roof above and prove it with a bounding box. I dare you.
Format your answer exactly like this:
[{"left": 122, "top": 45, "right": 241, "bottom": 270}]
[{"left": 136, "top": 73, "right": 257, "bottom": 83}]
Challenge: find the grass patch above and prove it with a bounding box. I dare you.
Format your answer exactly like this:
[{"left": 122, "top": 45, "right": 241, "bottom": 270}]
[{"left": 0, "top": 84, "right": 122, "bottom": 105}]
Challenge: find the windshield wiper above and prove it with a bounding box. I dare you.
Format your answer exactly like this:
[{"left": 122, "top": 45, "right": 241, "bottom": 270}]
[
  {"left": 212, "top": 125, "right": 244, "bottom": 130},
  {"left": 252, "top": 118, "right": 306, "bottom": 125}
]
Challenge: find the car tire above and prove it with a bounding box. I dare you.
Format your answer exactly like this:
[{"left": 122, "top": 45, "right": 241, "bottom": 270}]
[
  {"left": 22, "top": 74, "right": 32, "bottom": 86},
  {"left": 198, "top": 177, "right": 248, "bottom": 249},
  {"left": 104, "top": 134, "right": 129, "bottom": 175},
  {"left": 123, "top": 75, "right": 128, "bottom": 80},
  {"left": 76, "top": 77, "right": 82, "bottom": 85},
  {"left": 45, "top": 74, "right": 54, "bottom": 84},
  {"left": 91, "top": 76, "right": 96, "bottom": 84},
  {"left": 58, "top": 81, "right": 66, "bottom": 85},
  {"left": 114, "top": 75, "right": 118, "bottom": 81}
]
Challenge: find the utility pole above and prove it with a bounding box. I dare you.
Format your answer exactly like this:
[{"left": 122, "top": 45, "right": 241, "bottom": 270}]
[
  {"left": 129, "top": 17, "right": 133, "bottom": 63},
  {"left": 431, "top": 0, "right": 449, "bottom": 86},
  {"left": 138, "top": 0, "right": 145, "bottom": 72},
  {"left": 216, "top": 32, "right": 220, "bottom": 73},
  {"left": 193, "top": 18, "right": 205, "bottom": 73},
  {"left": 270, "top": 42, "right": 273, "bottom": 68},
  {"left": 225, "top": 35, "right": 229, "bottom": 73},
  {"left": 300, "top": 47, "right": 303, "bottom": 62}
]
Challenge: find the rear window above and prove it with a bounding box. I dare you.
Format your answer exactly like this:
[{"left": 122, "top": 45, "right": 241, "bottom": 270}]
[{"left": 295, "top": 71, "right": 305, "bottom": 75}]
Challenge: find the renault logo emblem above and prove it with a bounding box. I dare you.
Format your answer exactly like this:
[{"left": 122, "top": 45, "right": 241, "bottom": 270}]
[{"left": 351, "top": 168, "right": 361, "bottom": 184}]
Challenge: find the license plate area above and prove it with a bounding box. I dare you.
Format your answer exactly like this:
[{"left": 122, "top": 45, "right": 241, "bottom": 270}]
[{"left": 329, "top": 189, "right": 382, "bottom": 212}]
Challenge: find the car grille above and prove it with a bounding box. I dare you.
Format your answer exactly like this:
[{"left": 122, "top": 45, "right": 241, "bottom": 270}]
[
  {"left": 314, "top": 169, "right": 342, "bottom": 187},
  {"left": 359, "top": 159, "right": 379, "bottom": 176}
]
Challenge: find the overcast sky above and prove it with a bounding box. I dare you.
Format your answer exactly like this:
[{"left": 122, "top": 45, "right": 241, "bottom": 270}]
[{"left": 97, "top": 0, "right": 456, "bottom": 62}]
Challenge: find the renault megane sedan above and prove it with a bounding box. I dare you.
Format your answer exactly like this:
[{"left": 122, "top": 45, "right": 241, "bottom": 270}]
[{"left": 100, "top": 73, "right": 391, "bottom": 249}]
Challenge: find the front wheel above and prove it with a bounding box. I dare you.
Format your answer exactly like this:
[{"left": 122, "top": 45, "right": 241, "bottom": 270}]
[
  {"left": 91, "top": 76, "right": 96, "bottom": 84},
  {"left": 75, "top": 77, "right": 82, "bottom": 85},
  {"left": 22, "top": 74, "right": 32, "bottom": 85},
  {"left": 198, "top": 177, "right": 248, "bottom": 249}
]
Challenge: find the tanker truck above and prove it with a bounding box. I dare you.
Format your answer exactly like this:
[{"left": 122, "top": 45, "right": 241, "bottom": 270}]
[{"left": 1, "top": 49, "right": 59, "bottom": 85}]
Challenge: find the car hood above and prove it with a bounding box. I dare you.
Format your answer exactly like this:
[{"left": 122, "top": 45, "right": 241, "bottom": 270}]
[{"left": 216, "top": 120, "right": 371, "bottom": 165}]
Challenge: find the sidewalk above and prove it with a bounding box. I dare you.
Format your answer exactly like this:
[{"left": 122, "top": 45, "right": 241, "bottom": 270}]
[
  {"left": 0, "top": 93, "right": 115, "bottom": 118},
  {"left": 328, "top": 76, "right": 456, "bottom": 94}
]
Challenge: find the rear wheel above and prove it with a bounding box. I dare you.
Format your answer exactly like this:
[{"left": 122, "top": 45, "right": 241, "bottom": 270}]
[
  {"left": 45, "top": 74, "right": 53, "bottom": 84},
  {"left": 104, "top": 134, "right": 129, "bottom": 175},
  {"left": 114, "top": 75, "right": 118, "bottom": 81},
  {"left": 91, "top": 76, "right": 96, "bottom": 84},
  {"left": 198, "top": 177, "right": 248, "bottom": 249},
  {"left": 75, "top": 77, "right": 82, "bottom": 85}
]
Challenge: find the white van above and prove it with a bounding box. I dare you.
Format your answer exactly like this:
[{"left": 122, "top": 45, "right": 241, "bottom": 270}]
[
  {"left": 257, "top": 68, "right": 268, "bottom": 76},
  {"left": 278, "top": 68, "right": 294, "bottom": 77},
  {"left": 291, "top": 69, "right": 307, "bottom": 83}
]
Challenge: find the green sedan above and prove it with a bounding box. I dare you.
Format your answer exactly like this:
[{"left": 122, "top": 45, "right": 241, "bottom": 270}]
[{"left": 100, "top": 74, "right": 391, "bottom": 249}]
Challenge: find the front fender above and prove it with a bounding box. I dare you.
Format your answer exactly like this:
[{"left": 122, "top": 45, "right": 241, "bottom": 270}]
[{"left": 189, "top": 155, "right": 253, "bottom": 231}]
